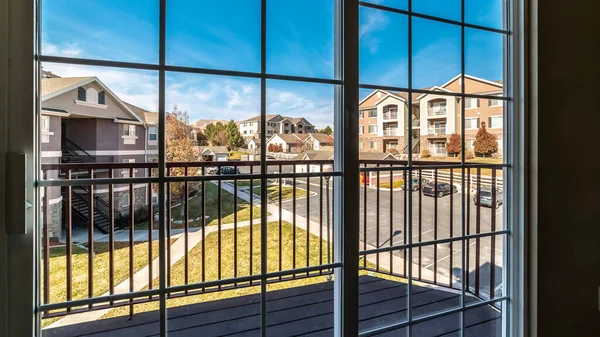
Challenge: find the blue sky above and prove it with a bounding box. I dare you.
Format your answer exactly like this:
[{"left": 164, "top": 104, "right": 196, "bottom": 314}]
[{"left": 41, "top": 0, "right": 503, "bottom": 128}]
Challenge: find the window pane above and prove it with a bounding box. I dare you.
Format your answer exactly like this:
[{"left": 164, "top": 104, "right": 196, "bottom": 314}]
[
  {"left": 361, "top": 0, "right": 408, "bottom": 10},
  {"left": 412, "top": 18, "right": 461, "bottom": 89},
  {"left": 466, "top": 0, "right": 505, "bottom": 30},
  {"left": 41, "top": 0, "right": 159, "bottom": 63},
  {"left": 465, "top": 29, "right": 505, "bottom": 97},
  {"left": 413, "top": 0, "right": 461, "bottom": 22},
  {"left": 267, "top": 0, "right": 335, "bottom": 79},
  {"left": 360, "top": 7, "right": 408, "bottom": 88},
  {"left": 166, "top": 0, "right": 261, "bottom": 72}
]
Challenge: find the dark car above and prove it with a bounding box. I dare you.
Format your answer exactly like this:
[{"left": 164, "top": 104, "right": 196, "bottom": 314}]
[
  {"left": 219, "top": 166, "right": 240, "bottom": 175},
  {"left": 422, "top": 182, "right": 458, "bottom": 197},
  {"left": 473, "top": 188, "right": 503, "bottom": 208},
  {"left": 401, "top": 177, "right": 430, "bottom": 191}
]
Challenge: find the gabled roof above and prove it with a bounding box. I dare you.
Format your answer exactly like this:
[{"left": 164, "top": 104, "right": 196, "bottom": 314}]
[
  {"left": 267, "top": 133, "right": 305, "bottom": 145},
  {"left": 201, "top": 146, "right": 229, "bottom": 155},
  {"left": 415, "top": 86, "right": 453, "bottom": 101},
  {"left": 306, "top": 133, "right": 334, "bottom": 144},
  {"left": 440, "top": 74, "right": 504, "bottom": 89},
  {"left": 124, "top": 102, "right": 158, "bottom": 124},
  {"left": 41, "top": 76, "right": 144, "bottom": 123},
  {"left": 247, "top": 137, "right": 261, "bottom": 145}
]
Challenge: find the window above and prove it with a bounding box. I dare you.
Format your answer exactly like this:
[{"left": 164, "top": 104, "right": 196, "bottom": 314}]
[
  {"left": 359, "top": 141, "right": 364, "bottom": 150},
  {"left": 466, "top": 139, "right": 475, "bottom": 150},
  {"left": 368, "top": 109, "right": 377, "bottom": 118},
  {"left": 359, "top": 126, "right": 364, "bottom": 134},
  {"left": 86, "top": 88, "right": 98, "bottom": 104},
  {"left": 370, "top": 141, "right": 377, "bottom": 149},
  {"left": 122, "top": 193, "right": 130, "bottom": 208},
  {"left": 465, "top": 97, "right": 480, "bottom": 109},
  {"left": 148, "top": 126, "right": 157, "bottom": 141},
  {"left": 464, "top": 117, "right": 479, "bottom": 130},
  {"left": 490, "top": 116, "right": 503, "bottom": 128},
  {"left": 123, "top": 124, "right": 136, "bottom": 136},
  {"left": 359, "top": 111, "right": 364, "bottom": 118},
  {"left": 489, "top": 98, "right": 503, "bottom": 107},
  {"left": 40, "top": 115, "right": 51, "bottom": 143},
  {"left": 122, "top": 159, "right": 135, "bottom": 177},
  {"left": 368, "top": 125, "right": 377, "bottom": 134}
]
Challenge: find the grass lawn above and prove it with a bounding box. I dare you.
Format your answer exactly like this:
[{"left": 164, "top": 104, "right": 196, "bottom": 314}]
[
  {"left": 42, "top": 239, "right": 174, "bottom": 327},
  {"left": 102, "top": 221, "right": 406, "bottom": 319},
  {"left": 235, "top": 180, "right": 258, "bottom": 187},
  {"left": 379, "top": 180, "right": 404, "bottom": 189},
  {"left": 153, "top": 182, "right": 262, "bottom": 230},
  {"left": 253, "top": 185, "right": 308, "bottom": 202},
  {"left": 228, "top": 151, "right": 245, "bottom": 161}
]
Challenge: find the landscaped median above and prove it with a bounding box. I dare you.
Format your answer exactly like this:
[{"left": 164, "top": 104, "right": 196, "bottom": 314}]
[
  {"left": 378, "top": 180, "right": 404, "bottom": 190},
  {"left": 252, "top": 185, "right": 308, "bottom": 202}
]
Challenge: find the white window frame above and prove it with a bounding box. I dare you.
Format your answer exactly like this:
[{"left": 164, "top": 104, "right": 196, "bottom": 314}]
[
  {"left": 368, "top": 109, "right": 377, "bottom": 118},
  {"left": 86, "top": 87, "right": 98, "bottom": 104},
  {"left": 370, "top": 141, "right": 377, "bottom": 149},
  {"left": 148, "top": 126, "right": 158, "bottom": 143},
  {"left": 490, "top": 115, "right": 503, "bottom": 129},
  {"left": 359, "top": 126, "right": 364, "bottom": 134},
  {"left": 122, "top": 193, "right": 130, "bottom": 208},
  {"left": 368, "top": 125, "right": 377, "bottom": 134},
  {"left": 40, "top": 115, "right": 53, "bottom": 143},
  {"left": 489, "top": 98, "right": 503, "bottom": 107},
  {"left": 465, "top": 117, "right": 479, "bottom": 130},
  {"left": 465, "top": 97, "right": 480, "bottom": 109},
  {"left": 123, "top": 124, "right": 136, "bottom": 137}
]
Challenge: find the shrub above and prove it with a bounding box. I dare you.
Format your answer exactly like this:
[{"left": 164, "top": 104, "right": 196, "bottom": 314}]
[
  {"left": 379, "top": 180, "right": 404, "bottom": 189},
  {"left": 446, "top": 133, "right": 461, "bottom": 156},
  {"left": 421, "top": 149, "right": 431, "bottom": 158},
  {"left": 474, "top": 121, "right": 498, "bottom": 157},
  {"left": 466, "top": 150, "right": 475, "bottom": 160}
]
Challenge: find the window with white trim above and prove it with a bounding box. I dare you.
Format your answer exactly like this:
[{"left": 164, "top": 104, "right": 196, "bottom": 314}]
[
  {"left": 359, "top": 126, "right": 364, "bottom": 134},
  {"left": 148, "top": 126, "right": 157, "bottom": 141},
  {"left": 489, "top": 115, "right": 503, "bottom": 129},
  {"left": 464, "top": 117, "right": 479, "bottom": 130},
  {"left": 86, "top": 88, "right": 98, "bottom": 104},
  {"left": 123, "top": 124, "right": 136, "bottom": 136},
  {"left": 40, "top": 115, "right": 51, "bottom": 143},
  {"left": 465, "top": 97, "right": 479, "bottom": 109},
  {"left": 368, "top": 125, "right": 377, "bottom": 134},
  {"left": 122, "top": 193, "right": 130, "bottom": 208},
  {"left": 489, "top": 98, "right": 503, "bottom": 107},
  {"left": 466, "top": 139, "right": 475, "bottom": 150},
  {"left": 370, "top": 141, "right": 377, "bottom": 149},
  {"left": 368, "top": 109, "right": 377, "bottom": 118},
  {"left": 122, "top": 159, "right": 135, "bottom": 178}
]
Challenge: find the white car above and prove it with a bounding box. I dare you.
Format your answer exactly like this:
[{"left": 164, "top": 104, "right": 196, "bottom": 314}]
[{"left": 205, "top": 166, "right": 219, "bottom": 175}]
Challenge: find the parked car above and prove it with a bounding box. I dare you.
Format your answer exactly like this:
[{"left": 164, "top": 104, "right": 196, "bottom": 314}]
[
  {"left": 401, "top": 177, "right": 430, "bottom": 191},
  {"left": 205, "top": 166, "right": 219, "bottom": 175},
  {"left": 220, "top": 166, "right": 241, "bottom": 175},
  {"left": 422, "top": 182, "right": 458, "bottom": 197},
  {"left": 473, "top": 188, "right": 503, "bottom": 208}
]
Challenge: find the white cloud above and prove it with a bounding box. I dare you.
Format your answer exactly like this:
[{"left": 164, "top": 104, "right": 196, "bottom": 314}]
[
  {"left": 42, "top": 42, "right": 83, "bottom": 58},
  {"left": 359, "top": 9, "right": 389, "bottom": 54}
]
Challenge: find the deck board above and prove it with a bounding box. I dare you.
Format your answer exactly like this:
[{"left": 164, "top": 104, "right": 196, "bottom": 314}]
[{"left": 43, "top": 276, "right": 501, "bottom": 337}]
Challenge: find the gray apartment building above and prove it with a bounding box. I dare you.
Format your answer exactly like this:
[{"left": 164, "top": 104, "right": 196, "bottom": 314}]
[{"left": 41, "top": 71, "right": 158, "bottom": 238}]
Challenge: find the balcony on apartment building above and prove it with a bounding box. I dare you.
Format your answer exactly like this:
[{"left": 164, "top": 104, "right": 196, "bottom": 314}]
[
  {"left": 427, "top": 104, "right": 447, "bottom": 117},
  {"left": 382, "top": 128, "right": 400, "bottom": 136},
  {"left": 382, "top": 111, "right": 398, "bottom": 120},
  {"left": 427, "top": 126, "right": 447, "bottom": 135},
  {"left": 40, "top": 160, "right": 504, "bottom": 337}
]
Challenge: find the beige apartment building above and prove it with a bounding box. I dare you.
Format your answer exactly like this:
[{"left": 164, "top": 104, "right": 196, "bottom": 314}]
[{"left": 359, "top": 74, "right": 504, "bottom": 156}]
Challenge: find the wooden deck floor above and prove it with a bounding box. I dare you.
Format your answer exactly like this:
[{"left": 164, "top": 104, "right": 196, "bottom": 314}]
[{"left": 43, "top": 276, "right": 501, "bottom": 337}]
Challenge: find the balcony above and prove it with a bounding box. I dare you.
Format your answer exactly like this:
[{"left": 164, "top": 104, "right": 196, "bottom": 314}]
[
  {"left": 382, "top": 128, "right": 400, "bottom": 136},
  {"left": 427, "top": 107, "right": 447, "bottom": 116},
  {"left": 40, "top": 160, "right": 504, "bottom": 337},
  {"left": 428, "top": 127, "right": 447, "bottom": 135},
  {"left": 382, "top": 111, "right": 398, "bottom": 120}
]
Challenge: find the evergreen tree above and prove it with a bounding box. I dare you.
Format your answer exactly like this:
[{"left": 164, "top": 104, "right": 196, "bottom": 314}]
[
  {"left": 225, "top": 119, "right": 245, "bottom": 149},
  {"left": 473, "top": 121, "right": 498, "bottom": 157}
]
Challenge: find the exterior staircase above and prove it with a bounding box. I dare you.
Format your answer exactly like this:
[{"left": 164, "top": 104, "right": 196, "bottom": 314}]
[{"left": 62, "top": 187, "right": 128, "bottom": 234}]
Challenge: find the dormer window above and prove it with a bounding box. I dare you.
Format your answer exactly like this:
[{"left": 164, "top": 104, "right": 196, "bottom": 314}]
[{"left": 86, "top": 88, "right": 98, "bottom": 104}]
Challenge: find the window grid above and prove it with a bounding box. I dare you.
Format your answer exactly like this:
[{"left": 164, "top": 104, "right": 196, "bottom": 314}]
[{"left": 35, "top": 0, "right": 513, "bottom": 336}]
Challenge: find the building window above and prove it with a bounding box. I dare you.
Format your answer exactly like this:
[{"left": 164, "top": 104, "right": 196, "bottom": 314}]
[
  {"left": 86, "top": 88, "right": 98, "bottom": 104},
  {"left": 359, "top": 111, "right": 364, "bottom": 118},
  {"left": 489, "top": 116, "right": 503, "bottom": 129},
  {"left": 123, "top": 124, "right": 136, "bottom": 136},
  {"left": 368, "top": 109, "right": 377, "bottom": 118},
  {"left": 368, "top": 125, "right": 377, "bottom": 134},
  {"left": 370, "top": 141, "right": 377, "bottom": 149},
  {"left": 122, "top": 159, "right": 135, "bottom": 178},
  {"left": 359, "top": 126, "right": 364, "bottom": 134},
  {"left": 122, "top": 193, "right": 130, "bottom": 208},
  {"left": 466, "top": 139, "right": 475, "bottom": 150},
  {"left": 465, "top": 97, "right": 479, "bottom": 109},
  {"left": 40, "top": 115, "right": 51, "bottom": 143},
  {"left": 464, "top": 117, "right": 479, "bottom": 130},
  {"left": 148, "top": 126, "right": 157, "bottom": 141},
  {"left": 489, "top": 98, "right": 503, "bottom": 107}
]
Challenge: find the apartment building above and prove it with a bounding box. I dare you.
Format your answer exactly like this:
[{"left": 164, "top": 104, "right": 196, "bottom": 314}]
[
  {"left": 358, "top": 90, "right": 419, "bottom": 153},
  {"left": 239, "top": 114, "right": 315, "bottom": 138},
  {"left": 40, "top": 72, "right": 158, "bottom": 237},
  {"left": 418, "top": 74, "right": 504, "bottom": 156}
]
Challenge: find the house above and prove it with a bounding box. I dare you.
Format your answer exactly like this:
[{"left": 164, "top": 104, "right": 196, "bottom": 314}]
[
  {"left": 266, "top": 133, "right": 308, "bottom": 153},
  {"left": 417, "top": 74, "right": 504, "bottom": 156},
  {"left": 239, "top": 114, "right": 315, "bottom": 138},
  {"left": 247, "top": 138, "right": 261, "bottom": 152},
  {"left": 40, "top": 73, "right": 157, "bottom": 237},
  {"left": 296, "top": 150, "right": 396, "bottom": 173},
  {"left": 303, "top": 133, "right": 334, "bottom": 151},
  {"left": 358, "top": 89, "right": 420, "bottom": 154},
  {"left": 200, "top": 146, "right": 229, "bottom": 161}
]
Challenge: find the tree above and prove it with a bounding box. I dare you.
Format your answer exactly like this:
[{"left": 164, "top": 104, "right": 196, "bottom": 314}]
[
  {"left": 195, "top": 129, "right": 208, "bottom": 146},
  {"left": 204, "top": 122, "right": 228, "bottom": 146},
  {"left": 165, "top": 105, "right": 200, "bottom": 210},
  {"left": 473, "top": 121, "right": 498, "bottom": 157},
  {"left": 318, "top": 125, "right": 333, "bottom": 135},
  {"left": 446, "top": 133, "right": 462, "bottom": 157},
  {"left": 225, "top": 119, "right": 245, "bottom": 150}
]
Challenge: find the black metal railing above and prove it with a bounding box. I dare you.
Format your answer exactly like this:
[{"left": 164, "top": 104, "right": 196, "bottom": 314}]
[{"left": 40, "top": 159, "right": 505, "bottom": 320}]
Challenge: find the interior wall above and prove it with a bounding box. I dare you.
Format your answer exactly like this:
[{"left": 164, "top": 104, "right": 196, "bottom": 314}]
[{"left": 535, "top": 0, "right": 600, "bottom": 336}]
